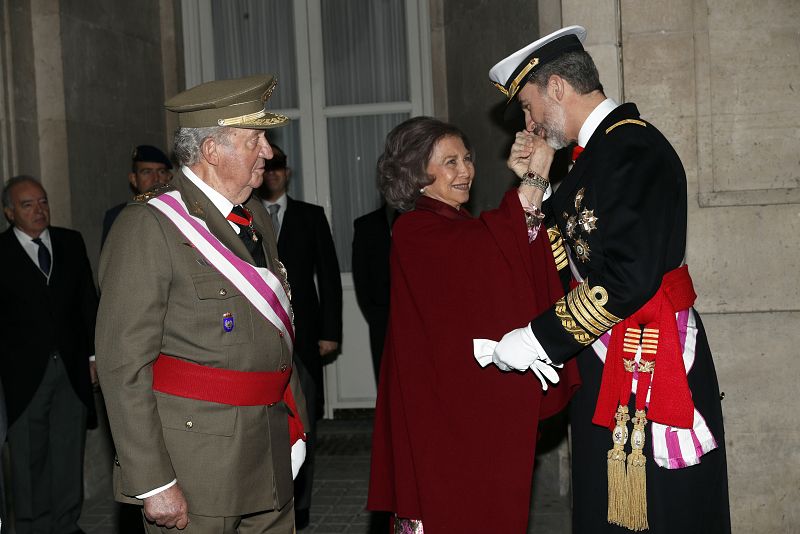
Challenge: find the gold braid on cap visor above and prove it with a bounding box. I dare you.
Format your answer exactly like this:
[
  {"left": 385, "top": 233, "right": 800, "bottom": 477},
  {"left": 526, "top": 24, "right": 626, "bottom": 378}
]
[
  {"left": 217, "top": 105, "right": 268, "bottom": 126},
  {"left": 493, "top": 57, "right": 540, "bottom": 100},
  {"left": 217, "top": 77, "right": 279, "bottom": 126}
]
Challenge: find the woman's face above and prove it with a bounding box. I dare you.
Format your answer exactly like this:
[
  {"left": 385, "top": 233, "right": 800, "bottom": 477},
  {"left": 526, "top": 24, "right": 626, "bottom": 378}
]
[{"left": 423, "top": 135, "right": 474, "bottom": 209}]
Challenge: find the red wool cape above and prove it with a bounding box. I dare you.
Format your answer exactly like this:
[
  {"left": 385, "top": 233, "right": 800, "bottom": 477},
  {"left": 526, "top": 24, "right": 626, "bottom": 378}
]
[{"left": 367, "top": 191, "right": 580, "bottom": 533}]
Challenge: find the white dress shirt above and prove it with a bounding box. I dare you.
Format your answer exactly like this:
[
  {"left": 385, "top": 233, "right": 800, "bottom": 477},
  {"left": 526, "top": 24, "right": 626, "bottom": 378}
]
[
  {"left": 14, "top": 226, "right": 52, "bottom": 282},
  {"left": 262, "top": 193, "right": 287, "bottom": 238}
]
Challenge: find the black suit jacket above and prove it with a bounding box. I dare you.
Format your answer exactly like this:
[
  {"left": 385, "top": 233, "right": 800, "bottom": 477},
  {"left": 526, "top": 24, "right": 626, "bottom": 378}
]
[
  {"left": 351, "top": 206, "right": 392, "bottom": 378},
  {"left": 274, "top": 196, "right": 342, "bottom": 406},
  {"left": 0, "top": 226, "right": 98, "bottom": 426}
]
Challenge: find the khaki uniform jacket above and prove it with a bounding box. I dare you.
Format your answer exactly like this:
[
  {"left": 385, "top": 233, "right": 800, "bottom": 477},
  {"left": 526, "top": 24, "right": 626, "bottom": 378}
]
[{"left": 96, "top": 172, "right": 309, "bottom": 517}]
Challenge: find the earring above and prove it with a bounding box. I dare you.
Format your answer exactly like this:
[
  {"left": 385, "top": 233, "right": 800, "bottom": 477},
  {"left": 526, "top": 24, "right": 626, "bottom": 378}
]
[{"left": 419, "top": 187, "right": 425, "bottom": 194}]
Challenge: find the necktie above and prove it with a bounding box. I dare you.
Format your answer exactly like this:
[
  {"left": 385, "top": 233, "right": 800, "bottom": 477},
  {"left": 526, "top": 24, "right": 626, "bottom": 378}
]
[
  {"left": 226, "top": 205, "right": 267, "bottom": 268},
  {"left": 32, "top": 237, "right": 51, "bottom": 276},
  {"left": 267, "top": 204, "right": 281, "bottom": 236},
  {"left": 571, "top": 145, "right": 584, "bottom": 162}
]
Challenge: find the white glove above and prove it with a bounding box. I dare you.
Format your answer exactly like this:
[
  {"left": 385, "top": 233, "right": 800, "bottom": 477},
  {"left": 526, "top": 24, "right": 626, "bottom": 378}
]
[
  {"left": 291, "top": 438, "right": 307, "bottom": 479},
  {"left": 529, "top": 358, "right": 562, "bottom": 391},
  {"left": 477, "top": 326, "right": 563, "bottom": 390},
  {"left": 491, "top": 325, "right": 542, "bottom": 371}
]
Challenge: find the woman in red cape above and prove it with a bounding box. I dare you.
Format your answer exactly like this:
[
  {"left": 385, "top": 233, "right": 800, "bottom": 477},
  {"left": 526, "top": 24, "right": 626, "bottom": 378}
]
[{"left": 367, "top": 117, "right": 580, "bottom": 533}]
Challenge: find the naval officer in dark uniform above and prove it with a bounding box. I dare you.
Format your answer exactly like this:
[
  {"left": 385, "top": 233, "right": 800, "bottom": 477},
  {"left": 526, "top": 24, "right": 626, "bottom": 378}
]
[{"left": 487, "top": 26, "right": 730, "bottom": 534}]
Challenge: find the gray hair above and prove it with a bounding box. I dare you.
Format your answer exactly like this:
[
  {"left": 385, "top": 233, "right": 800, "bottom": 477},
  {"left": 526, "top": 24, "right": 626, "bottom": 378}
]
[
  {"left": 173, "top": 126, "right": 234, "bottom": 166},
  {"left": 378, "top": 116, "right": 472, "bottom": 212},
  {"left": 527, "top": 50, "right": 602, "bottom": 95},
  {"left": 2, "top": 175, "right": 43, "bottom": 210}
]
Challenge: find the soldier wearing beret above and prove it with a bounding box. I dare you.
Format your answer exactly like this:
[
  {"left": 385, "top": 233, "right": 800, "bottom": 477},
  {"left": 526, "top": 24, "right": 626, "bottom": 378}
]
[
  {"left": 96, "top": 74, "right": 309, "bottom": 533},
  {"left": 486, "top": 27, "right": 731, "bottom": 533},
  {"left": 100, "top": 145, "right": 173, "bottom": 247}
]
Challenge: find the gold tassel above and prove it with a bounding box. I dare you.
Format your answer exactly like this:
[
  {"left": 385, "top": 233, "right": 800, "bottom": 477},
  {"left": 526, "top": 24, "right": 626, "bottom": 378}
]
[
  {"left": 625, "top": 409, "right": 649, "bottom": 531},
  {"left": 607, "top": 405, "right": 630, "bottom": 526}
]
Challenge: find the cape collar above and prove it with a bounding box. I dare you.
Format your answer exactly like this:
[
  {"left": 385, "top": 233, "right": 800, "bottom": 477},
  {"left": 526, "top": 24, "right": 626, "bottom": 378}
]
[{"left": 414, "top": 195, "right": 473, "bottom": 220}]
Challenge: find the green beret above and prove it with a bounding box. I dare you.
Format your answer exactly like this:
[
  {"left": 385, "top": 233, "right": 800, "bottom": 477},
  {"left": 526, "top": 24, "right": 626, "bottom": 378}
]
[{"left": 164, "top": 74, "right": 289, "bottom": 129}]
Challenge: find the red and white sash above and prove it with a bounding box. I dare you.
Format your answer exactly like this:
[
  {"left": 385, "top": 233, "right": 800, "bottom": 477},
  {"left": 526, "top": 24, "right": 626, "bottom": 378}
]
[
  {"left": 148, "top": 191, "right": 295, "bottom": 353},
  {"left": 591, "top": 309, "right": 718, "bottom": 469},
  {"left": 568, "top": 251, "right": 717, "bottom": 469}
]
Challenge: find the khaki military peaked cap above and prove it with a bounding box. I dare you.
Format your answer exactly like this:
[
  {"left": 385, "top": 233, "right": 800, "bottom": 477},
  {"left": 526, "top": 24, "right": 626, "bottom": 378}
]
[{"left": 165, "top": 74, "right": 289, "bottom": 129}]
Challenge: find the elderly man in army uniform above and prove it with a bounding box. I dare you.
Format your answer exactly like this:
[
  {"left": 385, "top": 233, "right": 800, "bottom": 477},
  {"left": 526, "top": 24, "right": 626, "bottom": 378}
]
[
  {"left": 485, "top": 26, "right": 730, "bottom": 534},
  {"left": 96, "top": 74, "right": 309, "bottom": 533}
]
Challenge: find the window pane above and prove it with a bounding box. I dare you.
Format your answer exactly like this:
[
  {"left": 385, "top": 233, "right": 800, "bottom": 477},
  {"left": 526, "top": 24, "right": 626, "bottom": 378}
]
[
  {"left": 321, "top": 0, "right": 409, "bottom": 106},
  {"left": 327, "top": 113, "right": 409, "bottom": 271},
  {"left": 211, "top": 0, "right": 298, "bottom": 109}
]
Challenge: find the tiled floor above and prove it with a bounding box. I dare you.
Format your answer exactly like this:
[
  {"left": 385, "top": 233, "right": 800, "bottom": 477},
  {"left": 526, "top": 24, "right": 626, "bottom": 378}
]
[{"left": 78, "top": 418, "right": 570, "bottom": 533}]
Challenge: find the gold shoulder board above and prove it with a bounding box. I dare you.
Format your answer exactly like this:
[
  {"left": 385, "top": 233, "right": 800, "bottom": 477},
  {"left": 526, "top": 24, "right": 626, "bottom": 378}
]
[
  {"left": 605, "top": 119, "right": 647, "bottom": 135},
  {"left": 134, "top": 183, "right": 175, "bottom": 202}
]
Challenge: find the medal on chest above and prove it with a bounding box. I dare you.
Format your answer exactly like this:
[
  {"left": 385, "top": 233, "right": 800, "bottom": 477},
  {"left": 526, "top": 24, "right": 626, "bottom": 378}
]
[{"left": 562, "top": 187, "right": 598, "bottom": 263}]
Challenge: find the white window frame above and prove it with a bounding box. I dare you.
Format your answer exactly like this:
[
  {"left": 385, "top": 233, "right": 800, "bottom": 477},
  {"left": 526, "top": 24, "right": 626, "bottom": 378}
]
[{"left": 180, "top": 0, "right": 433, "bottom": 220}]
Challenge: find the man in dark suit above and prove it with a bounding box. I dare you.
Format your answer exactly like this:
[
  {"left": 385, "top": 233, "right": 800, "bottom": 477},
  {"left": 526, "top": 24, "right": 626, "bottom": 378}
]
[
  {"left": 352, "top": 205, "right": 394, "bottom": 381},
  {"left": 1, "top": 175, "right": 98, "bottom": 534},
  {"left": 100, "top": 144, "right": 173, "bottom": 247},
  {"left": 258, "top": 145, "right": 342, "bottom": 529}
]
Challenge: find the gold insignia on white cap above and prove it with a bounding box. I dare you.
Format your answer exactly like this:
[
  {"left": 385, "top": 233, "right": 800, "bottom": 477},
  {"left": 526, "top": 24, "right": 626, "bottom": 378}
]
[{"left": 489, "top": 25, "right": 587, "bottom": 101}]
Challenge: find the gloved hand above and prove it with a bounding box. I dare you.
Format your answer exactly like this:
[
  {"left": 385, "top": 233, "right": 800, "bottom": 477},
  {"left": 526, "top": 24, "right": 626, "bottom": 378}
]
[
  {"left": 490, "top": 326, "right": 562, "bottom": 390},
  {"left": 291, "top": 438, "right": 306, "bottom": 479},
  {"left": 530, "top": 358, "right": 562, "bottom": 391},
  {"left": 491, "top": 325, "right": 541, "bottom": 370}
]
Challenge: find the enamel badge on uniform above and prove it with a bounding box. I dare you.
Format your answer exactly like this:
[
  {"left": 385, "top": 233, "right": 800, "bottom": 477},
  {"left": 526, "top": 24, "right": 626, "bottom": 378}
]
[{"left": 222, "top": 312, "right": 234, "bottom": 332}]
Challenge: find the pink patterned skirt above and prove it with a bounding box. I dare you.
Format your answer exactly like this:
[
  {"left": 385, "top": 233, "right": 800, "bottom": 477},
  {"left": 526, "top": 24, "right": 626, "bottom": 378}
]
[{"left": 393, "top": 515, "right": 424, "bottom": 534}]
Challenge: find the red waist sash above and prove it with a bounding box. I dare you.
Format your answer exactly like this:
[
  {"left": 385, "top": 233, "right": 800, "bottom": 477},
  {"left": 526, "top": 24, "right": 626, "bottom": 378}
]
[
  {"left": 592, "top": 265, "right": 697, "bottom": 429},
  {"left": 152, "top": 353, "right": 291, "bottom": 406}
]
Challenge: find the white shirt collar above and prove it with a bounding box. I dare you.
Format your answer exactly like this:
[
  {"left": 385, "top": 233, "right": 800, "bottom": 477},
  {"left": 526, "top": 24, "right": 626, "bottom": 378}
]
[
  {"left": 13, "top": 226, "right": 51, "bottom": 250},
  {"left": 264, "top": 193, "right": 287, "bottom": 211},
  {"left": 578, "top": 98, "right": 618, "bottom": 148},
  {"left": 14, "top": 226, "right": 52, "bottom": 279},
  {"left": 183, "top": 166, "right": 235, "bottom": 219}
]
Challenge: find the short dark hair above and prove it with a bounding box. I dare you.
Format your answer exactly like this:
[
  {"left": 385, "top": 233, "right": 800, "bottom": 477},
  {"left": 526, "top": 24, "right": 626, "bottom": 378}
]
[
  {"left": 378, "top": 116, "right": 472, "bottom": 212},
  {"left": 2, "top": 175, "right": 43, "bottom": 210},
  {"left": 527, "top": 50, "right": 603, "bottom": 95}
]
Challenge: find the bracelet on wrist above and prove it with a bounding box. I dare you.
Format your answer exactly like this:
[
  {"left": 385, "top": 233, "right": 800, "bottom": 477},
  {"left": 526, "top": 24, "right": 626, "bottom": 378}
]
[{"left": 521, "top": 170, "right": 549, "bottom": 192}]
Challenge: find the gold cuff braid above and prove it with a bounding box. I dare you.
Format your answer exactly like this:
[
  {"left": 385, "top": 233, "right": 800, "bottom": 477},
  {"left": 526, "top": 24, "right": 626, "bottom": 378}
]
[
  {"left": 548, "top": 226, "right": 569, "bottom": 271},
  {"left": 555, "top": 297, "right": 593, "bottom": 344}
]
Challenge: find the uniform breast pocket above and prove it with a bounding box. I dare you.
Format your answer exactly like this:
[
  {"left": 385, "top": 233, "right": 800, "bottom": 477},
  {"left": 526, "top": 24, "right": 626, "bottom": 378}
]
[{"left": 192, "top": 272, "right": 254, "bottom": 346}]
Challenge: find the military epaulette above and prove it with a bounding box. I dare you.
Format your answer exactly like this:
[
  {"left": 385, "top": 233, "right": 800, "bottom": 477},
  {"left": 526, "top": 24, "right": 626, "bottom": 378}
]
[
  {"left": 605, "top": 119, "right": 647, "bottom": 135},
  {"left": 547, "top": 225, "right": 569, "bottom": 271},
  {"left": 134, "top": 182, "right": 175, "bottom": 202}
]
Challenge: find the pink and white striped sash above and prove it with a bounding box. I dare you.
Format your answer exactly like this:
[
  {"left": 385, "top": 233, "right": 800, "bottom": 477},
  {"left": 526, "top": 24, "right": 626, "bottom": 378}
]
[
  {"left": 149, "top": 191, "right": 295, "bottom": 353},
  {"left": 591, "top": 308, "right": 718, "bottom": 468}
]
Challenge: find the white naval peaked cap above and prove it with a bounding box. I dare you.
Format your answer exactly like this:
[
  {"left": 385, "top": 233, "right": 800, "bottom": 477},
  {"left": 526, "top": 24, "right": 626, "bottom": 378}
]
[{"left": 489, "top": 25, "right": 587, "bottom": 102}]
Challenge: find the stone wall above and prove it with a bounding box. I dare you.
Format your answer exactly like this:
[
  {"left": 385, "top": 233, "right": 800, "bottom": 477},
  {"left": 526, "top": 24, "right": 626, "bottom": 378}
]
[
  {"left": 60, "top": 1, "right": 177, "bottom": 270},
  {"left": 438, "top": 0, "right": 540, "bottom": 213}
]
